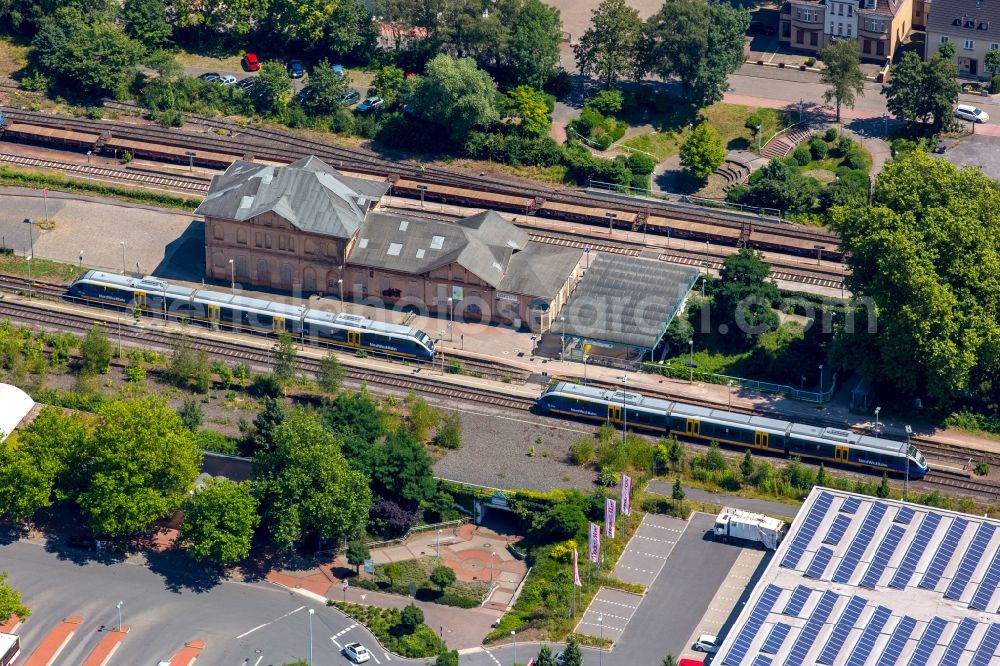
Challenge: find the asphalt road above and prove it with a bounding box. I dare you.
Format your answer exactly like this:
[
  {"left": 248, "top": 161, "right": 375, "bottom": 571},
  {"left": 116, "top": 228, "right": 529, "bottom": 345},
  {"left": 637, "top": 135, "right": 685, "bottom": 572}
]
[
  {"left": 611, "top": 513, "right": 742, "bottom": 663},
  {"left": 0, "top": 538, "right": 390, "bottom": 666}
]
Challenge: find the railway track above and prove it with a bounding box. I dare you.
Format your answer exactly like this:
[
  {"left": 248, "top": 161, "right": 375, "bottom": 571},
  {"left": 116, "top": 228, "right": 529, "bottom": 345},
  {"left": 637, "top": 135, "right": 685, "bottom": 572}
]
[
  {"left": 922, "top": 471, "right": 1000, "bottom": 501},
  {"left": 0, "top": 152, "right": 211, "bottom": 193},
  {"left": 0, "top": 106, "right": 844, "bottom": 259},
  {"left": 0, "top": 298, "right": 536, "bottom": 409}
]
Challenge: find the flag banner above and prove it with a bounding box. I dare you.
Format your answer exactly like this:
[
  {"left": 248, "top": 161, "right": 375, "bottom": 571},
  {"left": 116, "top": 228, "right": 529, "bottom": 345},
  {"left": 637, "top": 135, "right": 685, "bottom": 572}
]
[
  {"left": 606, "top": 498, "right": 617, "bottom": 538},
  {"left": 621, "top": 474, "right": 632, "bottom": 515},
  {"left": 589, "top": 522, "right": 601, "bottom": 563},
  {"left": 573, "top": 547, "right": 582, "bottom": 586}
]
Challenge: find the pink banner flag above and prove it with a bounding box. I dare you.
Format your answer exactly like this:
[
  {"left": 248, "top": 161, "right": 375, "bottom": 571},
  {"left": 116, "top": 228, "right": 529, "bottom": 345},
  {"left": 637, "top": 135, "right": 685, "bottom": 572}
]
[
  {"left": 573, "top": 547, "right": 582, "bottom": 586},
  {"left": 605, "top": 498, "right": 617, "bottom": 538},
  {"left": 621, "top": 474, "right": 632, "bottom": 515},
  {"left": 589, "top": 522, "right": 601, "bottom": 563}
]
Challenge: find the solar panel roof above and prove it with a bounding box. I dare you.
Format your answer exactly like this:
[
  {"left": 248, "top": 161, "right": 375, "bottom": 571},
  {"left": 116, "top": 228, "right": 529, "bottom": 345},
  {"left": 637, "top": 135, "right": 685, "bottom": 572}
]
[{"left": 713, "top": 488, "right": 1000, "bottom": 666}]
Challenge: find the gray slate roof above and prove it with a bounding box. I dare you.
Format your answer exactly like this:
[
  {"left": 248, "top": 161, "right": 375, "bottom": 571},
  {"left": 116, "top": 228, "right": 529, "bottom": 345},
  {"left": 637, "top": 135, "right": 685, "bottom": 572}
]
[
  {"left": 927, "top": 0, "right": 1000, "bottom": 38},
  {"left": 348, "top": 210, "right": 579, "bottom": 298},
  {"left": 195, "top": 156, "right": 389, "bottom": 240},
  {"left": 560, "top": 254, "right": 699, "bottom": 349}
]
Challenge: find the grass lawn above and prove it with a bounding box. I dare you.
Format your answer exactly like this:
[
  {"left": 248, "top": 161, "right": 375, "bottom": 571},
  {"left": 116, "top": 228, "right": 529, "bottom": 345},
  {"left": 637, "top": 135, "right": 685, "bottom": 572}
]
[
  {"left": 802, "top": 168, "right": 837, "bottom": 184},
  {"left": 0, "top": 254, "right": 86, "bottom": 283},
  {"left": 621, "top": 103, "right": 787, "bottom": 162},
  {"left": 174, "top": 50, "right": 247, "bottom": 72},
  {"left": 0, "top": 36, "right": 30, "bottom": 77}
]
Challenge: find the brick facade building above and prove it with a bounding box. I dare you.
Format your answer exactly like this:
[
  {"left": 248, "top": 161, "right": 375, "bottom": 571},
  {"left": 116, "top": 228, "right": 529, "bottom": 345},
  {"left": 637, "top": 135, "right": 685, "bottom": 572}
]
[{"left": 197, "top": 157, "right": 584, "bottom": 332}]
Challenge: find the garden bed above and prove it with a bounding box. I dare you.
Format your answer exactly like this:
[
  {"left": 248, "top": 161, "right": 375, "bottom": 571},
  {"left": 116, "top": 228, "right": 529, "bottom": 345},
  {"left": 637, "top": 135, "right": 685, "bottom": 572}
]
[
  {"left": 329, "top": 601, "right": 447, "bottom": 658},
  {"left": 354, "top": 557, "right": 488, "bottom": 608}
]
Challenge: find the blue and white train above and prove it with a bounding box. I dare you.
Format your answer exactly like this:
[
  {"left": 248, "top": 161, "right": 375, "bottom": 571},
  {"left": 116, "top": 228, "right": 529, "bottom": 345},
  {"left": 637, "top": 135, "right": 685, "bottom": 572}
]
[
  {"left": 67, "top": 271, "right": 436, "bottom": 361},
  {"left": 537, "top": 382, "right": 927, "bottom": 478}
]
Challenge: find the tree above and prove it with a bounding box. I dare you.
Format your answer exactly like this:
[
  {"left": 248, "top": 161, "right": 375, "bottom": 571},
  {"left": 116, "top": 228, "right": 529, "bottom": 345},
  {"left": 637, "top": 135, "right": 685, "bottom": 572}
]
[
  {"left": 400, "top": 602, "right": 424, "bottom": 630},
  {"left": 503, "top": 86, "right": 552, "bottom": 137},
  {"left": 714, "top": 248, "right": 780, "bottom": 342},
  {"left": 559, "top": 636, "right": 583, "bottom": 666},
  {"left": 740, "top": 450, "right": 754, "bottom": 480},
  {"left": 324, "top": 0, "right": 374, "bottom": 57},
  {"left": 301, "top": 60, "right": 352, "bottom": 115},
  {"left": 0, "top": 572, "right": 30, "bottom": 624},
  {"left": 321, "top": 390, "right": 384, "bottom": 468},
  {"left": 938, "top": 40, "right": 957, "bottom": 60},
  {"left": 406, "top": 54, "right": 500, "bottom": 143},
  {"left": 249, "top": 396, "right": 286, "bottom": 455},
  {"left": 369, "top": 498, "right": 417, "bottom": 537},
  {"left": 741, "top": 158, "right": 822, "bottom": 214},
  {"left": 78, "top": 395, "right": 202, "bottom": 536},
  {"left": 406, "top": 392, "right": 440, "bottom": 442},
  {"left": 538, "top": 503, "right": 587, "bottom": 541},
  {"left": 251, "top": 61, "right": 293, "bottom": 115},
  {"left": 662, "top": 657, "right": 679, "bottom": 666},
  {"left": 830, "top": 151, "right": 1000, "bottom": 406},
  {"left": 433, "top": 412, "right": 463, "bottom": 449},
  {"left": 641, "top": 0, "right": 749, "bottom": 106},
  {"left": 816, "top": 462, "right": 831, "bottom": 488},
  {"left": 169, "top": 0, "right": 258, "bottom": 40},
  {"left": 430, "top": 565, "right": 457, "bottom": 591},
  {"left": 671, "top": 477, "right": 685, "bottom": 500},
  {"left": 121, "top": 0, "right": 171, "bottom": 49},
  {"left": 253, "top": 410, "right": 372, "bottom": 549},
  {"left": 883, "top": 51, "right": 959, "bottom": 132},
  {"left": 536, "top": 646, "right": 558, "bottom": 666},
  {"left": 347, "top": 540, "right": 370, "bottom": 574},
  {"left": 819, "top": 39, "right": 865, "bottom": 122},
  {"left": 317, "top": 351, "right": 345, "bottom": 394},
  {"left": 499, "top": 0, "right": 563, "bottom": 88},
  {"left": 180, "top": 479, "right": 259, "bottom": 564},
  {"left": 370, "top": 430, "right": 436, "bottom": 506},
  {"left": 369, "top": 65, "right": 406, "bottom": 106},
  {"left": 79, "top": 324, "right": 113, "bottom": 375},
  {"left": 574, "top": 0, "right": 642, "bottom": 87},
  {"left": 271, "top": 331, "right": 297, "bottom": 387},
  {"left": 33, "top": 7, "right": 144, "bottom": 98},
  {"left": 986, "top": 47, "right": 1000, "bottom": 75},
  {"left": 877, "top": 473, "right": 891, "bottom": 499},
  {"left": 384, "top": 562, "right": 402, "bottom": 586},
  {"left": 165, "top": 336, "right": 211, "bottom": 392},
  {"left": 178, "top": 398, "right": 203, "bottom": 432},
  {"left": 679, "top": 123, "right": 725, "bottom": 181}
]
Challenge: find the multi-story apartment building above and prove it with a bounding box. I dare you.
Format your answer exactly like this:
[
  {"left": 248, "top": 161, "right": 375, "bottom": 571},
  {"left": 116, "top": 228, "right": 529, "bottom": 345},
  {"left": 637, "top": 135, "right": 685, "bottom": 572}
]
[
  {"left": 779, "top": 0, "right": 912, "bottom": 61},
  {"left": 926, "top": 0, "right": 1000, "bottom": 78}
]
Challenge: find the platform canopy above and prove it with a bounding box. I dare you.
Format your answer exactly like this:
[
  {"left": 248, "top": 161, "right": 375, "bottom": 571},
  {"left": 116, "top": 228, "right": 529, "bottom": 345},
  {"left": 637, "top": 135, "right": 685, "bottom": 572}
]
[
  {"left": 559, "top": 254, "right": 699, "bottom": 351},
  {"left": 0, "top": 383, "right": 34, "bottom": 441}
]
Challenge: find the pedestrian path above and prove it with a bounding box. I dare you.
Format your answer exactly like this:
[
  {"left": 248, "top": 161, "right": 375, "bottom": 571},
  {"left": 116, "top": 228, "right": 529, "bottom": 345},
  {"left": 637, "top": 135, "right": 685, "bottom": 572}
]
[
  {"left": 168, "top": 639, "right": 205, "bottom": 666},
  {"left": 82, "top": 626, "right": 129, "bottom": 666},
  {"left": 24, "top": 615, "right": 82, "bottom": 666}
]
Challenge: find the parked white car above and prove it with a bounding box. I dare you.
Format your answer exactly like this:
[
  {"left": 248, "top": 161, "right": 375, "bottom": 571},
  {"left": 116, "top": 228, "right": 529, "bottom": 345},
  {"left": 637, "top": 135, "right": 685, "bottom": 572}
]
[
  {"left": 343, "top": 643, "right": 371, "bottom": 663},
  {"left": 218, "top": 74, "right": 238, "bottom": 85},
  {"left": 955, "top": 104, "right": 989, "bottom": 123},
  {"left": 693, "top": 634, "right": 720, "bottom": 654}
]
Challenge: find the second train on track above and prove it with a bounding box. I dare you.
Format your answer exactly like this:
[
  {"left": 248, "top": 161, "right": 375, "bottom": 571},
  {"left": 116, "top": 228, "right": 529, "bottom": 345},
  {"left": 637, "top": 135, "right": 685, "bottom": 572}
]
[{"left": 537, "top": 381, "right": 927, "bottom": 478}]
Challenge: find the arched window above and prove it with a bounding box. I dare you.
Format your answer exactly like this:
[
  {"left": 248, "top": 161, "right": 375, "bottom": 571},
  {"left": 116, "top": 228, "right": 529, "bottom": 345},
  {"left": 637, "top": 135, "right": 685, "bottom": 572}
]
[
  {"left": 235, "top": 256, "right": 249, "bottom": 278},
  {"left": 303, "top": 267, "right": 317, "bottom": 292},
  {"left": 280, "top": 263, "right": 293, "bottom": 287},
  {"left": 256, "top": 259, "right": 270, "bottom": 284}
]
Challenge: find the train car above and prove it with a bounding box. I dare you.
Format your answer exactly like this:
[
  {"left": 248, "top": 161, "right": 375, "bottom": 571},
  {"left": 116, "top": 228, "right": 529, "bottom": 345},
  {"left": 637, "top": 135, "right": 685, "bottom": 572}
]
[
  {"left": 302, "top": 310, "right": 434, "bottom": 361},
  {"left": 536, "top": 381, "right": 927, "bottom": 478},
  {"left": 66, "top": 271, "right": 435, "bottom": 362}
]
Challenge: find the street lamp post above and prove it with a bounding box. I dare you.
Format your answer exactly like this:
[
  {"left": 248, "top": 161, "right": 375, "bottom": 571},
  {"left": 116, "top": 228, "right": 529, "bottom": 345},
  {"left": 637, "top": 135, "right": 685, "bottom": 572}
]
[
  {"left": 447, "top": 296, "right": 453, "bottom": 341},
  {"left": 26, "top": 255, "right": 31, "bottom": 300},
  {"left": 79, "top": 250, "right": 83, "bottom": 268},
  {"left": 599, "top": 615, "right": 605, "bottom": 666},
  {"left": 185, "top": 151, "right": 196, "bottom": 171},
  {"left": 621, "top": 374, "right": 628, "bottom": 445},
  {"left": 338, "top": 278, "right": 344, "bottom": 313},
  {"left": 308, "top": 608, "right": 315, "bottom": 666},
  {"left": 904, "top": 425, "right": 912, "bottom": 500},
  {"left": 560, "top": 316, "right": 566, "bottom": 361},
  {"left": 510, "top": 630, "right": 516, "bottom": 665},
  {"left": 818, "top": 364, "right": 824, "bottom": 394},
  {"left": 228, "top": 258, "right": 235, "bottom": 296},
  {"left": 728, "top": 380, "right": 734, "bottom": 409},
  {"left": 490, "top": 551, "right": 496, "bottom": 584},
  {"left": 883, "top": 112, "right": 888, "bottom": 137},
  {"left": 874, "top": 406, "right": 881, "bottom": 437},
  {"left": 436, "top": 528, "right": 441, "bottom": 559},
  {"left": 120, "top": 241, "right": 126, "bottom": 275},
  {"left": 26, "top": 217, "right": 33, "bottom": 262},
  {"left": 689, "top": 339, "right": 694, "bottom": 382},
  {"left": 815, "top": 244, "right": 825, "bottom": 265},
  {"left": 116, "top": 601, "right": 123, "bottom": 632}
]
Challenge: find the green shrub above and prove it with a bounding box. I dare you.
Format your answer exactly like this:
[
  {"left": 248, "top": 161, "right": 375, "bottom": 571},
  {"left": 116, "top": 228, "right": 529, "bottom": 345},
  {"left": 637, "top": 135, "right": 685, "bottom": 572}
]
[
  {"left": 991, "top": 75, "right": 1000, "bottom": 95},
  {"left": 85, "top": 106, "right": 104, "bottom": 120},
  {"left": 626, "top": 152, "right": 656, "bottom": 175},
  {"left": 792, "top": 145, "right": 812, "bottom": 166},
  {"left": 587, "top": 89, "right": 624, "bottom": 115},
  {"left": 196, "top": 429, "right": 240, "bottom": 455},
  {"left": 804, "top": 57, "right": 816, "bottom": 67},
  {"left": 569, "top": 439, "right": 595, "bottom": 465},
  {"left": 975, "top": 462, "right": 990, "bottom": 476},
  {"left": 808, "top": 135, "right": 828, "bottom": 159},
  {"left": 824, "top": 127, "right": 839, "bottom": 142}
]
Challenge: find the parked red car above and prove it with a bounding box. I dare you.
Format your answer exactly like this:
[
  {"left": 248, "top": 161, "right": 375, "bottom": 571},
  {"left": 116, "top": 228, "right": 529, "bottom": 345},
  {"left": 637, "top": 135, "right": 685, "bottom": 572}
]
[{"left": 242, "top": 53, "right": 260, "bottom": 71}]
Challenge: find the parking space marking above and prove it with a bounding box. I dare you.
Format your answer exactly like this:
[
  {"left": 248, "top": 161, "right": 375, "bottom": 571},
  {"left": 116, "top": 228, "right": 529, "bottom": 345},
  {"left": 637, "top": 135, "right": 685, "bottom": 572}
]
[
  {"left": 330, "top": 623, "right": 358, "bottom": 649},
  {"left": 485, "top": 649, "right": 503, "bottom": 666},
  {"left": 236, "top": 606, "right": 305, "bottom": 639}
]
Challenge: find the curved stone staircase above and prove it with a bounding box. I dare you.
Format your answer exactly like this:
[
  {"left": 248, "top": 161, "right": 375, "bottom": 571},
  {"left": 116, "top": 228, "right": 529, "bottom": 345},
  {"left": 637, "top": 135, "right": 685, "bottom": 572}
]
[{"left": 761, "top": 126, "right": 816, "bottom": 159}]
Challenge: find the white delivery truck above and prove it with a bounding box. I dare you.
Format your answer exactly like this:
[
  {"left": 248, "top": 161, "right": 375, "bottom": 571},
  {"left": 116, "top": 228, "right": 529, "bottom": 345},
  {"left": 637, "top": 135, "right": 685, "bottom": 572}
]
[{"left": 713, "top": 507, "right": 786, "bottom": 550}]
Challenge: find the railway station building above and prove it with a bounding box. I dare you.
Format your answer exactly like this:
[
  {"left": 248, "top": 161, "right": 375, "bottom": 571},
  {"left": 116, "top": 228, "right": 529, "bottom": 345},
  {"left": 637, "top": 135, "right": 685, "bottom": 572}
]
[
  {"left": 714, "top": 486, "right": 1000, "bottom": 666},
  {"left": 197, "top": 156, "right": 585, "bottom": 332}
]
